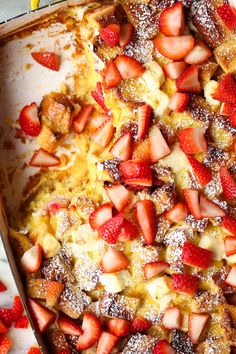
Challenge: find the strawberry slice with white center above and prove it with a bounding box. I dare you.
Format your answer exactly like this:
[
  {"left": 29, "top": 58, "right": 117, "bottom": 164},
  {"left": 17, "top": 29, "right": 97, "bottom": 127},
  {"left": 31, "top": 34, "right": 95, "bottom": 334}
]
[
  {"left": 217, "top": 4, "right": 236, "bottom": 30},
  {"left": 107, "top": 318, "right": 131, "bottom": 337},
  {"left": 89, "top": 203, "right": 112, "bottom": 230},
  {"left": 188, "top": 156, "right": 212, "bottom": 185},
  {"left": 212, "top": 74, "right": 236, "bottom": 105},
  {"left": 118, "top": 219, "right": 138, "bottom": 242},
  {"left": 109, "top": 131, "right": 132, "bottom": 161},
  {"left": 224, "top": 236, "right": 236, "bottom": 257},
  {"left": 20, "top": 244, "right": 43, "bottom": 273},
  {"left": 183, "top": 189, "right": 201, "bottom": 220},
  {"left": 134, "top": 200, "right": 156, "bottom": 245},
  {"left": 96, "top": 331, "right": 118, "bottom": 354},
  {"left": 154, "top": 35, "right": 194, "bottom": 61},
  {"left": 104, "top": 60, "right": 122, "bottom": 88},
  {"left": 105, "top": 183, "right": 130, "bottom": 211},
  {"left": 222, "top": 216, "right": 236, "bottom": 236},
  {"left": 91, "top": 82, "right": 111, "bottom": 115},
  {"left": 27, "top": 298, "right": 56, "bottom": 333},
  {"left": 171, "top": 274, "right": 199, "bottom": 295},
  {"left": 220, "top": 166, "right": 236, "bottom": 200},
  {"left": 137, "top": 104, "right": 151, "bottom": 140},
  {"left": 184, "top": 39, "right": 212, "bottom": 64},
  {"left": 58, "top": 314, "right": 83, "bottom": 336},
  {"left": 182, "top": 241, "right": 213, "bottom": 269},
  {"left": 19, "top": 102, "right": 41, "bottom": 137},
  {"left": 73, "top": 105, "right": 93, "bottom": 134},
  {"left": 226, "top": 264, "right": 236, "bottom": 286},
  {"left": 98, "top": 213, "right": 124, "bottom": 244},
  {"left": 159, "top": 2, "right": 185, "bottom": 36},
  {"left": 199, "top": 195, "right": 225, "bottom": 218},
  {"left": 29, "top": 148, "right": 60, "bottom": 167},
  {"left": 101, "top": 248, "right": 129, "bottom": 273},
  {"left": 178, "top": 127, "right": 207, "bottom": 154},
  {"left": 168, "top": 92, "right": 189, "bottom": 112},
  {"left": 153, "top": 339, "right": 175, "bottom": 354},
  {"left": 162, "top": 307, "right": 182, "bottom": 330},
  {"left": 229, "top": 109, "right": 236, "bottom": 128},
  {"left": 188, "top": 313, "right": 210, "bottom": 344},
  {"left": 45, "top": 281, "right": 64, "bottom": 308},
  {"left": 100, "top": 24, "right": 120, "bottom": 47},
  {"left": 119, "top": 160, "right": 153, "bottom": 187},
  {"left": 163, "top": 61, "right": 189, "bottom": 80},
  {"left": 31, "top": 52, "right": 59, "bottom": 71},
  {"left": 165, "top": 202, "right": 189, "bottom": 223},
  {"left": 76, "top": 313, "right": 101, "bottom": 350},
  {"left": 176, "top": 64, "right": 201, "bottom": 93},
  {"left": 149, "top": 125, "right": 170, "bottom": 163},
  {"left": 115, "top": 55, "right": 145, "bottom": 79},
  {"left": 144, "top": 261, "right": 169, "bottom": 280},
  {"left": 92, "top": 117, "right": 114, "bottom": 147},
  {"left": 119, "top": 23, "right": 134, "bottom": 48}
]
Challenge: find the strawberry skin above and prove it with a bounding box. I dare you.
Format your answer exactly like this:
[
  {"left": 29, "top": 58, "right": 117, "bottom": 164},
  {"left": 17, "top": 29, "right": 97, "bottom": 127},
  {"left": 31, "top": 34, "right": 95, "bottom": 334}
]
[
  {"left": 0, "top": 335, "right": 13, "bottom": 354},
  {"left": 182, "top": 241, "right": 213, "bottom": 269},
  {"left": 101, "top": 248, "right": 129, "bottom": 273},
  {"left": 221, "top": 216, "right": 236, "bottom": 236},
  {"left": 73, "top": 105, "right": 93, "bottom": 134},
  {"left": 119, "top": 23, "right": 133, "bottom": 48},
  {"left": 107, "top": 318, "right": 131, "bottom": 337},
  {"left": 105, "top": 183, "right": 130, "bottom": 211},
  {"left": 168, "top": 92, "right": 189, "bottom": 112},
  {"left": 98, "top": 213, "right": 124, "bottom": 244},
  {"left": 118, "top": 219, "right": 138, "bottom": 242},
  {"left": 119, "top": 160, "right": 153, "bottom": 187},
  {"left": 100, "top": 24, "right": 120, "bottom": 47},
  {"left": 226, "top": 264, "right": 236, "bottom": 287},
  {"left": 179, "top": 127, "right": 207, "bottom": 154},
  {"left": 131, "top": 317, "right": 151, "bottom": 333},
  {"left": 58, "top": 314, "right": 83, "bottom": 336},
  {"left": 89, "top": 203, "right": 112, "bottom": 230},
  {"left": 154, "top": 339, "right": 175, "bottom": 354},
  {"left": 0, "top": 319, "right": 8, "bottom": 334},
  {"left": 27, "top": 347, "right": 41, "bottom": 354},
  {"left": 217, "top": 4, "right": 236, "bottom": 30},
  {"left": 176, "top": 64, "right": 201, "bottom": 93},
  {"left": 31, "top": 52, "right": 59, "bottom": 71},
  {"left": 27, "top": 298, "right": 56, "bottom": 333},
  {"left": 14, "top": 315, "right": 29, "bottom": 329},
  {"left": 183, "top": 189, "right": 201, "bottom": 220},
  {"left": 165, "top": 202, "right": 189, "bottom": 223},
  {"left": 115, "top": 55, "right": 145, "bottom": 79},
  {"left": 144, "top": 261, "right": 169, "bottom": 280},
  {"left": 212, "top": 74, "right": 236, "bottom": 105},
  {"left": 159, "top": 2, "right": 185, "bottom": 36},
  {"left": 0, "top": 309, "right": 12, "bottom": 328},
  {"left": 171, "top": 274, "right": 199, "bottom": 295},
  {"left": 229, "top": 109, "right": 236, "bottom": 128},
  {"left": 188, "top": 156, "right": 212, "bottom": 185},
  {"left": 109, "top": 131, "right": 132, "bottom": 161},
  {"left": 154, "top": 35, "right": 194, "bottom": 61},
  {"left": 104, "top": 60, "right": 122, "bottom": 88},
  {"left": 76, "top": 313, "right": 101, "bottom": 350},
  {"left": 199, "top": 196, "right": 225, "bottom": 218},
  {"left": 20, "top": 244, "right": 43, "bottom": 273},
  {"left": 97, "top": 331, "right": 118, "bottom": 354},
  {"left": 12, "top": 295, "right": 24, "bottom": 321},
  {"left": 19, "top": 102, "right": 41, "bottom": 137},
  {"left": 188, "top": 313, "right": 210, "bottom": 344},
  {"left": 45, "top": 281, "right": 65, "bottom": 308},
  {"left": 92, "top": 117, "right": 114, "bottom": 148},
  {"left": 163, "top": 61, "right": 189, "bottom": 80},
  {"left": 91, "top": 82, "right": 110, "bottom": 115},
  {"left": 220, "top": 166, "right": 236, "bottom": 200},
  {"left": 220, "top": 102, "right": 235, "bottom": 116},
  {"left": 224, "top": 236, "right": 236, "bottom": 257},
  {"left": 137, "top": 104, "right": 151, "bottom": 140},
  {"left": 134, "top": 200, "right": 156, "bottom": 245},
  {"left": 0, "top": 281, "right": 7, "bottom": 293}
]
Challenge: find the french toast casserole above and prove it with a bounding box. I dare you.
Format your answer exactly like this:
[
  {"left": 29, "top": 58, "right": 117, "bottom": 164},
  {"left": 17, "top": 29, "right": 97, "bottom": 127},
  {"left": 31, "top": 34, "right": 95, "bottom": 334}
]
[{"left": 1, "top": 0, "right": 236, "bottom": 352}]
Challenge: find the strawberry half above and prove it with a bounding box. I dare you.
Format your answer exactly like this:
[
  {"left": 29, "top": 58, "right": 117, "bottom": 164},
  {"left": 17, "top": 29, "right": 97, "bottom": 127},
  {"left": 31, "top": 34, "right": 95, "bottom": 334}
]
[
  {"left": 171, "top": 274, "right": 199, "bottom": 295},
  {"left": 199, "top": 195, "right": 225, "bottom": 218},
  {"left": 12, "top": 295, "right": 24, "bottom": 321},
  {"left": 224, "top": 236, "right": 236, "bottom": 257},
  {"left": 101, "top": 248, "right": 129, "bottom": 273},
  {"left": 98, "top": 213, "right": 124, "bottom": 244},
  {"left": 182, "top": 241, "right": 213, "bottom": 269},
  {"left": 107, "top": 318, "right": 131, "bottom": 337},
  {"left": 89, "top": 203, "right": 112, "bottom": 230},
  {"left": 109, "top": 131, "right": 132, "bottom": 161},
  {"left": 188, "top": 313, "right": 210, "bottom": 344},
  {"left": 176, "top": 64, "right": 201, "bottom": 93},
  {"left": 20, "top": 244, "right": 43, "bottom": 273},
  {"left": 118, "top": 219, "right": 138, "bottom": 242},
  {"left": 58, "top": 314, "right": 83, "bottom": 336},
  {"left": 73, "top": 105, "right": 93, "bottom": 134},
  {"left": 184, "top": 39, "right": 212, "bottom": 64},
  {"left": 168, "top": 92, "right": 189, "bottom": 112},
  {"left": 159, "top": 2, "right": 185, "bottom": 36},
  {"left": 29, "top": 148, "right": 60, "bottom": 167},
  {"left": 0, "top": 281, "right": 7, "bottom": 293},
  {"left": 31, "top": 52, "right": 59, "bottom": 71},
  {"left": 183, "top": 189, "right": 201, "bottom": 220},
  {"left": 119, "top": 23, "right": 134, "bottom": 48},
  {"left": 132, "top": 139, "right": 151, "bottom": 163},
  {"left": 163, "top": 61, "right": 189, "bottom": 80},
  {"left": 131, "top": 317, "right": 151, "bottom": 333},
  {"left": 179, "top": 127, "right": 207, "bottom": 154},
  {"left": 154, "top": 35, "right": 194, "bottom": 61},
  {"left": 0, "top": 335, "right": 12, "bottom": 354},
  {"left": 91, "top": 82, "right": 110, "bottom": 115},
  {"left": 222, "top": 216, "right": 236, "bottom": 236},
  {"left": 220, "top": 166, "right": 236, "bottom": 200},
  {"left": 100, "top": 24, "right": 120, "bottom": 47},
  {"left": 0, "top": 319, "right": 8, "bottom": 334},
  {"left": 212, "top": 74, "right": 236, "bottom": 105},
  {"left": 115, "top": 55, "right": 145, "bottom": 79},
  {"left": 226, "top": 264, "right": 236, "bottom": 287},
  {"left": 45, "top": 281, "right": 65, "bottom": 308},
  {"left": 27, "top": 298, "right": 56, "bottom": 333},
  {"left": 217, "top": 4, "right": 236, "bottom": 30},
  {"left": 19, "top": 102, "right": 41, "bottom": 137},
  {"left": 165, "top": 202, "right": 189, "bottom": 223},
  {"left": 105, "top": 183, "right": 130, "bottom": 211},
  {"left": 104, "top": 60, "right": 122, "bottom": 88},
  {"left": 220, "top": 102, "right": 235, "bottom": 116},
  {"left": 188, "top": 156, "right": 212, "bottom": 185},
  {"left": 229, "top": 108, "right": 236, "bottom": 128},
  {"left": 0, "top": 309, "right": 12, "bottom": 328},
  {"left": 76, "top": 313, "right": 101, "bottom": 350},
  {"left": 14, "top": 315, "right": 29, "bottom": 329},
  {"left": 92, "top": 117, "right": 114, "bottom": 147},
  {"left": 119, "top": 160, "right": 152, "bottom": 187},
  {"left": 149, "top": 125, "right": 170, "bottom": 163},
  {"left": 137, "top": 104, "right": 151, "bottom": 140},
  {"left": 27, "top": 347, "right": 41, "bottom": 354},
  {"left": 162, "top": 307, "right": 182, "bottom": 330},
  {"left": 97, "top": 331, "right": 118, "bottom": 354},
  {"left": 144, "top": 261, "right": 169, "bottom": 280},
  {"left": 154, "top": 339, "right": 175, "bottom": 354},
  {"left": 134, "top": 200, "right": 156, "bottom": 245}
]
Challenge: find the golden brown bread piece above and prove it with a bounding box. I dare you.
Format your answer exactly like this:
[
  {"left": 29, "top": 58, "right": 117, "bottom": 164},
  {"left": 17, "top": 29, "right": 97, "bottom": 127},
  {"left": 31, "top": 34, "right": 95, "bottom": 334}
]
[
  {"left": 199, "top": 61, "right": 218, "bottom": 87},
  {"left": 85, "top": 3, "right": 127, "bottom": 29},
  {"left": 215, "top": 39, "right": 236, "bottom": 74},
  {"left": 122, "top": 334, "right": 157, "bottom": 354},
  {"left": 26, "top": 278, "right": 47, "bottom": 300},
  {"left": 37, "top": 125, "right": 65, "bottom": 153},
  {"left": 99, "top": 292, "right": 140, "bottom": 320}
]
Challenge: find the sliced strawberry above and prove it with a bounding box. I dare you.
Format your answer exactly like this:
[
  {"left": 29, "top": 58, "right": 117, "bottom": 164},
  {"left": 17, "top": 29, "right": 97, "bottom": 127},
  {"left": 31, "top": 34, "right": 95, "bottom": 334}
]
[
  {"left": 220, "top": 102, "right": 235, "bottom": 116},
  {"left": 162, "top": 307, "right": 182, "bottom": 330},
  {"left": 119, "top": 160, "right": 152, "bottom": 187},
  {"left": 153, "top": 339, "right": 175, "bottom": 354},
  {"left": 97, "top": 331, "right": 118, "bottom": 354},
  {"left": 226, "top": 264, "right": 236, "bottom": 286},
  {"left": 154, "top": 35, "right": 194, "bottom": 61},
  {"left": 14, "top": 315, "right": 29, "bottom": 329},
  {"left": 137, "top": 104, "right": 151, "bottom": 140},
  {"left": 184, "top": 39, "right": 212, "bottom": 64},
  {"left": 98, "top": 213, "right": 124, "bottom": 244},
  {"left": 27, "top": 347, "right": 41, "bottom": 354},
  {"left": 100, "top": 24, "right": 120, "bottom": 47},
  {"left": 229, "top": 108, "right": 236, "bottom": 128},
  {"left": 183, "top": 189, "right": 201, "bottom": 220},
  {"left": 171, "top": 274, "right": 199, "bottom": 295},
  {"left": 131, "top": 317, "right": 151, "bottom": 333},
  {"left": 200, "top": 195, "right": 225, "bottom": 218},
  {"left": 76, "top": 313, "right": 101, "bottom": 350},
  {"left": 0, "top": 335, "right": 13, "bottom": 354},
  {"left": 159, "top": 2, "right": 185, "bottom": 36},
  {"left": 20, "top": 244, "right": 43, "bottom": 273},
  {"left": 19, "top": 102, "right": 41, "bottom": 137},
  {"left": 27, "top": 298, "right": 56, "bottom": 333},
  {"left": 188, "top": 313, "right": 210, "bottom": 344},
  {"left": 165, "top": 202, "right": 189, "bottom": 223},
  {"left": 91, "top": 82, "right": 110, "bottom": 115},
  {"left": 115, "top": 55, "right": 145, "bottom": 79},
  {"left": 222, "top": 216, "right": 236, "bottom": 236},
  {"left": 89, "top": 203, "right": 113, "bottom": 230},
  {"left": 220, "top": 166, "right": 236, "bottom": 200},
  {"left": 58, "top": 314, "right": 83, "bottom": 336},
  {"left": 176, "top": 64, "right": 201, "bottom": 93},
  {"left": 104, "top": 60, "right": 122, "bottom": 88},
  {"left": 0, "top": 281, "right": 7, "bottom": 293},
  {"left": 163, "top": 61, "right": 189, "bottom": 80},
  {"left": 168, "top": 93, "right": 189, "bottom": 112},
  {"left": 31, "top": 52, "right": 59, "bottom": 71},
  {"left": 105, "top": 183, "right": 130, "bottom": 211},
  {"left": 119, "top": 23, "right": 134, "bottom": 48},
  {"left": 45, "top": 281, "right": 64, "bottom": 308},
  {"left": 149, "top": 124, "right": 170, "bottom": 163},
  {"left": 12, "top": 295, "right": 24, "bottom": 321},
  {"left": 73, "top": 105, "right": 93, "bottom": 134},
  {"left": 101, "top": 248, "right": 129, "bottom": 273},
  {"left": 46, "top": 198, "right": 70, "bottom": 215},
  {"left": 134, "top": 200, "right": 156, "bottom": 245},
  {"left": 118, "top": 219, "right": 138, "bottom": 242},
  {"left": 29, "top": 148, "right": 60, "bottom": 167},
  {"left": 188, "top": 156, "right": 212, "bottom": 185},
  {"left": 144, "top": 261, "right": 169, "bottom": 280},
  {"left": 0, "top": 309, "right": 12, "bottom": 328},
  {"left": 132, "top": 139, "right": 151, "bottom": 163},
  {"left": 109, "top": 131, "right": 132, "bottom": 161},
  {"left": 179, "top": 127, "right": 207, "bottom": 154},
  {"left": 217, "top": 4, "right": 236, "bottom": 30},
  {"left": 224, "top": 236, "right": 236, "bottom": 257},
  {"left": 0, "top": 319, "right": 8, "bottom": 334},
  {"left": 107, "top": 318, "right": 131, "bottom": 337},
  {"left": 182, "top": 241, "right": 213, "bottom": 269},
  {"left": 212, "top": 74, "right": 236, "bottom": 105},
  {"left": 92, "top": 117, "right": 114, "bottom": 147}
]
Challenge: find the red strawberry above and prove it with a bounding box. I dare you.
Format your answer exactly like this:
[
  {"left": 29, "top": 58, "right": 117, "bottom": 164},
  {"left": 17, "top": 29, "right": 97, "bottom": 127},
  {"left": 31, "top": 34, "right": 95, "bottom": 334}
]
[
  {"left": 222, "top": 216, "right": 236, "bottom": 236},
  {"left": 27, "top": 348, "right": 41, "bottom": 354},
  {"left": 98, "top": 213, "right": 124, "bottom": 244},
  {"left": 179, "top": 127, "right": 207, "bottom": 154},
  {"left": 132, "top": 139, "right": 151, "bottom": 163},
  {"left": 58, "top": 314, "right": 83, "bottom": 336},
  {"left": 119, "top": 160, "right": 152, "bottom": 187},
  {"left": 31, "top": 52, "right": 59, "bottom": 71},
  {"left": 183, "top": 189, "right": 201, "bottom": 220},
  {"left": 0, "top": 335, "right": 12, "bottom": 354},
  {"left": 14, "top": 315, "right": 29, "bottom": 329},
  {"left": 19, "top": 102, "right": 41, "bottom": 137},
  {"left": 0, "top": 319, "right": 8, "bottom": 334},
  {"left": 165, "top": 202, "right": 189, "bottom": 223},
  {"left": 199, "top": 195, "right": 225, "bottom": 218},
  {"left": 182, "top": 241, "right": 213, "bottom": 269},
  {"left": 154, "top": 339, "right": 175, "bottom": 354},
  {"left": 224, "top": 236, "right": 236, "bottom": 257},
  {"left": 92, "top": 117, "right": 114, "bottom": 148},
  {"left": 188, "top": 156, "right": 212, "bottom": 185},
  {"left": 212, "top": 74, "right": 236, "bottom": 105},
  {"left": 149, "top": 124, "right": 170, "bottom": 163},
  {"left": 229, "top": 108, "right": 236, "bottom": 128},
  {"left": 119, "top": 23, "right": 134, "bottom": 48},
  {"left": 115, "top": 55, "right": 145, "bottom": 79},
  {"left": 118, "top": 219, "right": 138, "bottom": 242},
  {"left": 20, "top": 244, "right": 43, "bottom": 273},
  {"left": 134, "top": 200, "right": 156, "bottom": 245},
  {"left": 154, "top": 35, "right": 194, "bottom": 61},
  {"left": 131, "top": 317, "right": 151, "bottom": 333},
  {"left": 101, "top": 248, "right": 129, "bottom": 273},
  {"left": 162, "top": 307, "right": 182, "bottom": 330},
  {"left": 163, "top": 61, "right": 189, "bottom": 80},
  {"left": 226, "top": 264, "right": 236, "bottom": 287},
  {"left": 45, "top": 281, "right": 64, "bottom": 308},
  {"left": 12, "top": 295, "right": 24, "bottom": 321},
  {"left": 107, "top": 318, "right": 131, "bottom": 337},
  {"left": 0, "top": 281, "right": 7, "bottom": 293},
  {"left": 100, "top": 24, "right": 120, "bottom": 46},
  {"left": 220, "top": 166, "right": 236, "bottom": 200},
  {"left": 105, "top": 183, "right": 130, "bottom": 211},
  {"left": 137, "top": 104, "right": 151, "bottom": 140},
  {"left": 97, "top": 331, "right": 118, "bottom": 354},
  {"left": 46, "top": 198, "right": 70, "bottom": 215},
  {"left": 76, "top": 313, "right": 101, "bottom": 350},
  {"left": 104, "top": 60, "right": 122, "bottom": 88},
  {"left": 217, "top": 4, "right": 236, "bottom": 30},
  {"left": 184, "top": 39, "right": 212, "bottom": 64},
  {"left": 29, "top": 149, "right": 60, "bottom": 167},
  {"left": 159, "top": 2, "right": 185, "bottom": 36},
  {"left": 73, "top": 105, "right": 93, "bottom": 134},
  {"left": 57, "top": 351, "right": 70, "bottom": 354},
  {"left": 109, "top": 132, "right": 132, "bottom": 161},
  {"left": 188, "top": 313, "right": 210, "bottom": 344},
  {"left": 168, "top": 92, "right": 189, "bottom": 112},
  {"left": 27, "top": 298, "right": 56, "bottom": 333},
  {"left": 176, "top": 64, "right": 201, "bottom": 93},
  {"left": 220, "top": 102, "right": 234, "bottom": 116},
  {"left": 171, "top": 274, "right": 199, "bottom": 295},
  {"left": 89, "top": 203, "right": 112, "bottom": 230},
  {"left": 0, "top": 309, "right": 13, "bottom": 327},
  {"left": 91, "top": 82, "right": 110, "bottom": 115},
  {"left": 144, "top": 261, "right": 169, "bottom": 280}
]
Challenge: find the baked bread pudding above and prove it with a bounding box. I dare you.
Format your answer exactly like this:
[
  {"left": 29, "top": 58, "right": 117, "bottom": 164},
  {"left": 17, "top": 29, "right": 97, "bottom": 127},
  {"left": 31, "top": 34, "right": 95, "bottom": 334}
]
[{"left": 3, "top": 0, "right": 236, "bottom": 353}]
